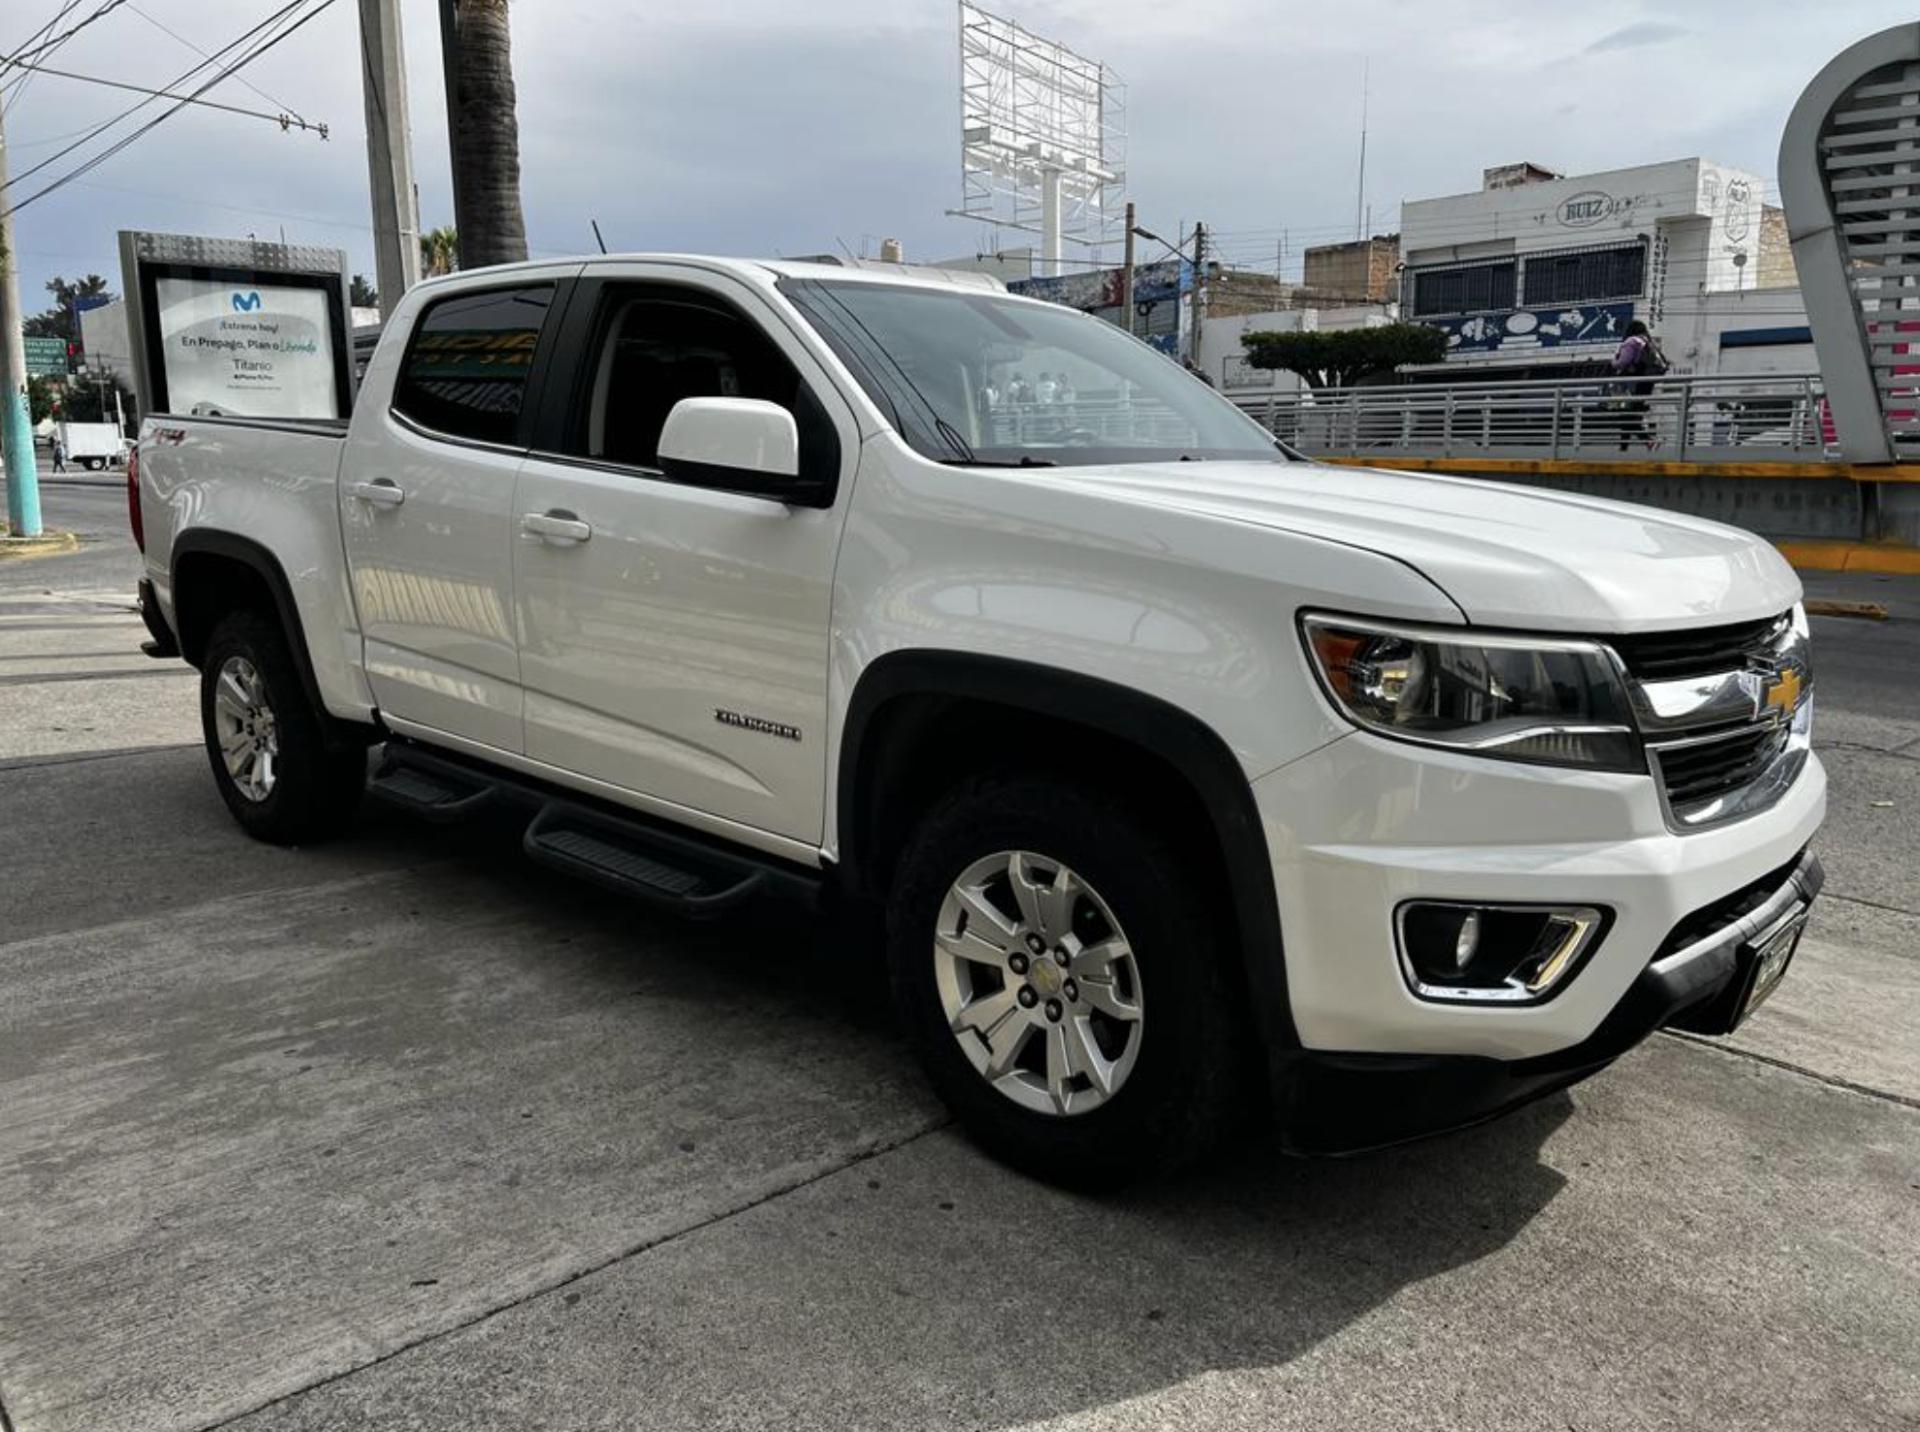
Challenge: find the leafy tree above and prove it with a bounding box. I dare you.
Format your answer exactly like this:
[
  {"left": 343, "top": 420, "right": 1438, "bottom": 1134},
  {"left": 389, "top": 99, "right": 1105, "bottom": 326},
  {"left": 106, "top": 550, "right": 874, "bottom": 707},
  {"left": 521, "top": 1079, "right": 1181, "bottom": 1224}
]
[
  {"left": 27, "top": 375, "right": 56, "bottom": 425},
  {"left": 23, "top": 274, "right": 115, "bottom": 341},
  {"left": 57, "top": 377, "right": 133, "bottom": 425},
  {"left": 350, "top": 274, "right": 379, "bottom": 308},
  {"left": 29, "top": 374, "right": 133, "bottom": 426},
  {"left": 420, "top": 225, "right": 459, "bottom": 276},
  {"left": 1240, "top": 322, "right": 1447, "bottom": 390}
]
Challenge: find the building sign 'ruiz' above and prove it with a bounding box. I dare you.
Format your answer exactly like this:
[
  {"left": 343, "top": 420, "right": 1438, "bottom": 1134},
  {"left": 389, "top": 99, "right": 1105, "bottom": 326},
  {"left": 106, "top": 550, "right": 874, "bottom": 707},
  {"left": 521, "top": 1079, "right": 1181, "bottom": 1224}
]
[{"left": 1558, "top": 192, "right": 1622, "bottom": 228}]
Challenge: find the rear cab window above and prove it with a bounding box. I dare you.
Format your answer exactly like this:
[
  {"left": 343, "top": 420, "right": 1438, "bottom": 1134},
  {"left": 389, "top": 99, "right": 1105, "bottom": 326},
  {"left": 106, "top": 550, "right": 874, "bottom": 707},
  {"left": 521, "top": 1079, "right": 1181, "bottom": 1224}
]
[{"left": 392, "top": 284, "right": 555, "bottom": 445}]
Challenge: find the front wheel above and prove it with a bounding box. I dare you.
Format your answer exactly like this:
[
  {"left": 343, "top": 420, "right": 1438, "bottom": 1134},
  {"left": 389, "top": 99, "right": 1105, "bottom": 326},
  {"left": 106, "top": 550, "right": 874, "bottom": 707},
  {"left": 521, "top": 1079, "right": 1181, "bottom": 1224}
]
[
  {"left": 887, "top": 777, "right": 1244, "bottom": 1185},
  {"left": 199, "top": 611, "right": 366, "bottom": 844}
]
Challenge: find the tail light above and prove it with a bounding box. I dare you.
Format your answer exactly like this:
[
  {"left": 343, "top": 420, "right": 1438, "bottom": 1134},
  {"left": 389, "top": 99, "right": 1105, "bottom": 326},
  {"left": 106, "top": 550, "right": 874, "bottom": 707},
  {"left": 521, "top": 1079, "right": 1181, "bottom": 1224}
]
[{"left": 126, "top": 443, "right": 144, "bottom": 552}]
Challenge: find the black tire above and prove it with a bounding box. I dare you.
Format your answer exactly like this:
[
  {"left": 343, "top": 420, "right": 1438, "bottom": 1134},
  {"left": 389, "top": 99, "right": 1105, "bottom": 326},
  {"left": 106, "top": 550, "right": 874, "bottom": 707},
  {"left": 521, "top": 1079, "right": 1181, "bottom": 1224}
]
[
  {"left": 887, "top": 775, "right": 1244, "bottom": 1186},
  {"left": 199, "top": 610, "right": 366, "bottom": 845},
  {"left": 82, "top": 457, "right": 103, "bottom": 471}
]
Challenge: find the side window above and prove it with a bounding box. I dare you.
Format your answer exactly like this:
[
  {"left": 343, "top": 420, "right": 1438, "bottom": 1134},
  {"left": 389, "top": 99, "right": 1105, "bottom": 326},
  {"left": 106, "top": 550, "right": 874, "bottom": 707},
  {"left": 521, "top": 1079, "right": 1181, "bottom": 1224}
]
[
  {"left": 393, "top": 284, "right": 553, "bottom": 445},
  {"left": 568, "top": 289, "right": 837, "bottom": 485}
]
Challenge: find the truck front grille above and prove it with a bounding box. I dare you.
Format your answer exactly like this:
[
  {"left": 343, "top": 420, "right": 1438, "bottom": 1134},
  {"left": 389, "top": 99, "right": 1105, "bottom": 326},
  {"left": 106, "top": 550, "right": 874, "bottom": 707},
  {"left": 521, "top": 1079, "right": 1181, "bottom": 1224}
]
[
  {"left": 1652, "top": 723, "right": 1793, "bottom": 809},
  {"left": 1609, "top": 613, "right": 1790, "bottom": 681}
]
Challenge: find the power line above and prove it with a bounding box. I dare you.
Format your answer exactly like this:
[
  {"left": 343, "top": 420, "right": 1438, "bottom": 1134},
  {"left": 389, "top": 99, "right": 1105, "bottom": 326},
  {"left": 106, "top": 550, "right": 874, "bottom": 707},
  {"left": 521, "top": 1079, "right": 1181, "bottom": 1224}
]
[
  {"left": 1, "top": 0, "right": 118, "bottom": 77},
  {"left": 125, "top": 1, "right": 305, "bottom": 125},
  {"left": 9, "top": 0, "right": 341, "bottom": 214},
  {"left": 3, "top": 0, "right": 332, "bottom": 206},
  {"left": 1, "top": 0, "right": 85, "bottom": 117},
  {"left": 6, "top": 58, "right": 328, "bottom": 134},
  {"left": 2, "top": 0, "right": 315, "bottom": 192}
]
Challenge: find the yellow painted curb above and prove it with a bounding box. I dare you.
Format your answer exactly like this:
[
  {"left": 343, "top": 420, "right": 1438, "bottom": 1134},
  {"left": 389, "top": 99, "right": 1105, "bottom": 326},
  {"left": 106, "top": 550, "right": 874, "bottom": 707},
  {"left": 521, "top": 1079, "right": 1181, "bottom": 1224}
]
[
  {"left": 0, "top": 529, "right": 79, "bottom": 560},
  {"left": 1776, "top": 540, "right": 1920, "bottom": 576}
]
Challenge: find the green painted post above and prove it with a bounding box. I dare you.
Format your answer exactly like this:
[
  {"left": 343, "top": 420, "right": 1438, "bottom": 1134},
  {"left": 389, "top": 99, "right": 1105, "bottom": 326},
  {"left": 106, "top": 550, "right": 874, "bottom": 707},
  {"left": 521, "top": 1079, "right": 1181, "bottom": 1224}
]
[{"left": 1, "top": 101, "right": 45, "bottom": 538}]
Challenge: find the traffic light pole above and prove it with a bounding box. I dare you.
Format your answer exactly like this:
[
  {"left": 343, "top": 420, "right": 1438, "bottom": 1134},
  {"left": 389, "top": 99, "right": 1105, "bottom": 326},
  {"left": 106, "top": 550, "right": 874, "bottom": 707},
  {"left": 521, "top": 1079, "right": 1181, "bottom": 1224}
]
[{"left": 0, "top": 100, "right": 44, "bottom": 538}]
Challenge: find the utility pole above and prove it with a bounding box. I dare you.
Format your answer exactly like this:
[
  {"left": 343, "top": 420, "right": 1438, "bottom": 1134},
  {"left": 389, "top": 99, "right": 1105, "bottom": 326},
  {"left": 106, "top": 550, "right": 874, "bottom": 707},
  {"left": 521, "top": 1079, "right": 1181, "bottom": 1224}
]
[
  {"left": 360, "top": 0, "right": 423, "bottom": 318},
  {"left": 1189, "top": 221, "right": 1207, "bottom": 369},
  {"left": 0, "top": 101, "right": 43, "bottom": 538},
  {"left": 1119, "top": 200, "right": 1136, "bottom": 337}
]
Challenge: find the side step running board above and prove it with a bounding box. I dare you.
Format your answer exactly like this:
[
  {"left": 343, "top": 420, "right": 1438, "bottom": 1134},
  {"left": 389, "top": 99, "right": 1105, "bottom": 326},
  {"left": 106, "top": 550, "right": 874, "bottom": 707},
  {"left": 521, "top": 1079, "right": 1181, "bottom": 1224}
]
[
  {"left": 367, "top": 761, "right": 495, "bottom": 822},
  {"left": 523, "top": 806, "right": 766, "bottom": 919},
  {"left": 368, "top": 739, "right": 820, "bottom": 918}
]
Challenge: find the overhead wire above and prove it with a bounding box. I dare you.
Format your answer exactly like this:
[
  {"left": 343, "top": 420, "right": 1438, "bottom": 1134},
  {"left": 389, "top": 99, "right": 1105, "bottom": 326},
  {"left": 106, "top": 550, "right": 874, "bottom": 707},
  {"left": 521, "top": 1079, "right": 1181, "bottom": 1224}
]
[
  {"left": 125, "top": 1, "right": 306, "bottom": 125},
  {"left": 4, "top": 0, "right": 337, "bottom": 212},
  {"left": 2, "top": 0, "right": 317, "bottom": 193},
  {"left": 2, "top": 0, "right": 86, "bottom": 117}
]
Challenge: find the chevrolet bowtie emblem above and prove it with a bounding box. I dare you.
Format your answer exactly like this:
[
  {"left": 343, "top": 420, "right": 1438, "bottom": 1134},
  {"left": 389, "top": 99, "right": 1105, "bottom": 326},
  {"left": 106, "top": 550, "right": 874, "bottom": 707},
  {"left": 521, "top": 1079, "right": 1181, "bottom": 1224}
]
[{"left": 1763, "top": 666, "right": 1803, "bottom": 717}]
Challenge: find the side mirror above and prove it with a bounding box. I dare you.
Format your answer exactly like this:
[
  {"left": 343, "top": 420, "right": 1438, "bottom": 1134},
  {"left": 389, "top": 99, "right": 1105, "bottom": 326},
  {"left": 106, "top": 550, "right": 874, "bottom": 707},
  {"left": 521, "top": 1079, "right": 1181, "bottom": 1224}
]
[{"left": 657, "top": 397, "right": 807, "bottom": 501}]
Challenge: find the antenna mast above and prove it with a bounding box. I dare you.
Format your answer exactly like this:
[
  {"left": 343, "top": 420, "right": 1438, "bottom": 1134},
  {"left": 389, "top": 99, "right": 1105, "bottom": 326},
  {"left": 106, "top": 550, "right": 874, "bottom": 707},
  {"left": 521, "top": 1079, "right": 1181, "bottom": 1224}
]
[{"left": 1355, "top": 59, "right": 1370, "bottom": 241}]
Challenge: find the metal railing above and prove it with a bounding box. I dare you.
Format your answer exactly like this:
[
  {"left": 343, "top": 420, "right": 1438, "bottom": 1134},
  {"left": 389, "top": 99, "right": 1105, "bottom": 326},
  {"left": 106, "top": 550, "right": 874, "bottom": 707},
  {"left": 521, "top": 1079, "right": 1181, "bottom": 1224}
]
[{"left": 1232, "top": 373, "right": 1840, "bottom": 463}]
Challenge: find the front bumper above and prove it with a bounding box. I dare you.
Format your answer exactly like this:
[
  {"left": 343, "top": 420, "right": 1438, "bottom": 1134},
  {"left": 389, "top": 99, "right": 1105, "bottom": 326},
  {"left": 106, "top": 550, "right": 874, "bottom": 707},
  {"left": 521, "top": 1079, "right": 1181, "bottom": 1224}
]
[
  {"left": 1255, "top": 730, "right": 1826, "bottom": 1060},
  {"left": 1273, "top": 849, "right": 1823, "bottom": 1153}
]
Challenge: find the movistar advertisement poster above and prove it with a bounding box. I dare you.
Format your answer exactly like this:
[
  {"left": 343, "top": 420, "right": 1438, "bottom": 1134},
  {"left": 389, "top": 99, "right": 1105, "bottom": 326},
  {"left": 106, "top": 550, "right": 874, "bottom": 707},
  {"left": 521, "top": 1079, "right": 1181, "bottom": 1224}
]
[{"left": 153, "top": 277, "right": 338, "bottom": 418}]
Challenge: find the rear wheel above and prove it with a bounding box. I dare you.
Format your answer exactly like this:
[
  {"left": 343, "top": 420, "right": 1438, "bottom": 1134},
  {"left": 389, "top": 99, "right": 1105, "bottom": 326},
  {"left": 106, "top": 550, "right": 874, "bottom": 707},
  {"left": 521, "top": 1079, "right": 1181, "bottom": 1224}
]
[
  {"left": 199, "top": 611, "right": 365, "bottom": 844},
  {"left": 887, "top": 776, "right": 1243, "bottom": 1185}
]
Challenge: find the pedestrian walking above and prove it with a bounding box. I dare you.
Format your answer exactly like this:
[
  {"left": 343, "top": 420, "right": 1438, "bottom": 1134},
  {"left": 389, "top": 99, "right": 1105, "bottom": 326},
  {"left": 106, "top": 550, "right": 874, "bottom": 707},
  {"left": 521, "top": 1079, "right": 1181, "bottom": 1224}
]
[
  {"left": 1609, "top": 319, "right": 1669, "bottom": 450},
  {"left": 51, "top": 436, "right": 67, "bottom": 474}
]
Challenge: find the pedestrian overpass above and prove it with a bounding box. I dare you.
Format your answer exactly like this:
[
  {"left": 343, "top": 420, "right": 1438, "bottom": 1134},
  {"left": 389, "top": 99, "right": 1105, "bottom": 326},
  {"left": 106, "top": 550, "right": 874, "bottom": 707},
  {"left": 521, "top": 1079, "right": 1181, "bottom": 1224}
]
[{"left": 1229, "top": 374, "right": 1919, "bottom": 573}]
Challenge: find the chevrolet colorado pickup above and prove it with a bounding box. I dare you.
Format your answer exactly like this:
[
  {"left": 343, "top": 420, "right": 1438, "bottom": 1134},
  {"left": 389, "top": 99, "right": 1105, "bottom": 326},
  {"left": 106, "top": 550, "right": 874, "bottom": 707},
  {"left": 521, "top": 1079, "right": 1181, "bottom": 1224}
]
[{"left": 133, "top": 256, "right": 1825, "bottom": 1182}]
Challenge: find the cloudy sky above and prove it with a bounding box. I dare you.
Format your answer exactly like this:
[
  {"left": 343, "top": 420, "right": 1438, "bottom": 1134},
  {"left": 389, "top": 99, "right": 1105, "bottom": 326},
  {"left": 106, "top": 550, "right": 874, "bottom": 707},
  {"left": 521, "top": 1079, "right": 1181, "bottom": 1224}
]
[{"left": 4, "top": 0, "right": 1918, "bottom": 307}]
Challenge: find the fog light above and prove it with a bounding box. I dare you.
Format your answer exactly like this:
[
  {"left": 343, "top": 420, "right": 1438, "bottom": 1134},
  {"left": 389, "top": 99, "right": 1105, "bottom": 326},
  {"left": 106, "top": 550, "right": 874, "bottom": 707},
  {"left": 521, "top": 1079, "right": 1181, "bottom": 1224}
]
[{"left": 1395, "top": 902, "right": 1608, "bottom": 1004}]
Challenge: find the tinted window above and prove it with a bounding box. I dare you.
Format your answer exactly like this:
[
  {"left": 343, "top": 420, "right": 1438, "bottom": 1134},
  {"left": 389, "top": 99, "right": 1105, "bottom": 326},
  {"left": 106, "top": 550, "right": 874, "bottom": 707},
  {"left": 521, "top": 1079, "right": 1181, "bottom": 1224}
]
[
  {"left": 393, "top": 285, "right": 552, "bottom": 444},
  {"left": 569, "top": 288, "right": 837, "bottom": 487}
]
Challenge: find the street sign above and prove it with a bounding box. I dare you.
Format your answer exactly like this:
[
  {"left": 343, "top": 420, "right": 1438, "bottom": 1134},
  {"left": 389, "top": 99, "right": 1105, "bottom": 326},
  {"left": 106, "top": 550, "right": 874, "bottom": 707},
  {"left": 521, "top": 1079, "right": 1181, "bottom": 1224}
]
[{"left": 24, "top": 337, "right": 68, "bottom": 377}]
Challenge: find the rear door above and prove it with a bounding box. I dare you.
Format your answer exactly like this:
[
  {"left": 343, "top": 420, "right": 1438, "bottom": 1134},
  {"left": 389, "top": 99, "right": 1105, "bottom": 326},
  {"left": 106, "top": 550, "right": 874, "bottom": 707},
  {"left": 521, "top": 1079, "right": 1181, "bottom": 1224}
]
[
  {"left": 341, "top": 276, "right": 571, "bottom": 753},
  {"left": 510, "top": 264, "right": 858, "bottom": 845}
]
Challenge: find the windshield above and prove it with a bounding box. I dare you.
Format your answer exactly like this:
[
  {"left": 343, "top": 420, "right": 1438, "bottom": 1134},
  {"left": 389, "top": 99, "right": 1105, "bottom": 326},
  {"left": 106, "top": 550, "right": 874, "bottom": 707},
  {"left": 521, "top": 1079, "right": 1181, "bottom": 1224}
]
[{"left": 778, "top": 278, "right": 1295, "bottom": 467}]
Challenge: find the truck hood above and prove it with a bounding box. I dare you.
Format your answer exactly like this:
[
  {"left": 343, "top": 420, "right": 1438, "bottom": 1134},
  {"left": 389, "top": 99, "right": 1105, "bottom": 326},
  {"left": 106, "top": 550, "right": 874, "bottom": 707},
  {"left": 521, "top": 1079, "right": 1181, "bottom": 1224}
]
[{"left": 1039, "top": 460, "right": 1802, "bottom": 631}]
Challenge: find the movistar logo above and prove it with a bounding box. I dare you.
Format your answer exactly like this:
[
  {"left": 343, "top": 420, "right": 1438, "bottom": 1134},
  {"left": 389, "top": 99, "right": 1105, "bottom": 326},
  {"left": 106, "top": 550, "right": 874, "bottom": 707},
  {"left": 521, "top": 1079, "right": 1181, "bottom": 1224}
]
[{"left": 231, "top": 291, "right": 263, "bottom": 312}]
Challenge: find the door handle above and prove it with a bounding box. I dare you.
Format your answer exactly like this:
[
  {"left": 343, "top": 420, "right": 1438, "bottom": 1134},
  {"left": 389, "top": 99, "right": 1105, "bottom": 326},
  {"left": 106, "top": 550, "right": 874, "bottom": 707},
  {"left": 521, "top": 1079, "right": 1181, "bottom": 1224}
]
[
  {"left": 351, "top": 479, "right": 406, "bottom": 509},
  {"left": 521, "top": 510, "right": 592, "bottom": 544}
]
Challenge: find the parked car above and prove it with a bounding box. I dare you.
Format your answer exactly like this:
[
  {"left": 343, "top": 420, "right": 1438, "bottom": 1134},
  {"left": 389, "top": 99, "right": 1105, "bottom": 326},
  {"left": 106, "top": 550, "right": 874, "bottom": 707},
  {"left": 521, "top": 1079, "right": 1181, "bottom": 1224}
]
[{"left": 130, "top": 256, "right": 1824, "bottom": 1183}]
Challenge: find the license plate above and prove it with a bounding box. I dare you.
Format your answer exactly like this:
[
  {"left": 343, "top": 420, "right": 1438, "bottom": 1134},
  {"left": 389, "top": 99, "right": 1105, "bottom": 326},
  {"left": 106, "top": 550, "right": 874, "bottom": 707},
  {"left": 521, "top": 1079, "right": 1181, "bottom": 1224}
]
[{"left": 1740, "top": 911, "right": 1807, "bottom": 1021}]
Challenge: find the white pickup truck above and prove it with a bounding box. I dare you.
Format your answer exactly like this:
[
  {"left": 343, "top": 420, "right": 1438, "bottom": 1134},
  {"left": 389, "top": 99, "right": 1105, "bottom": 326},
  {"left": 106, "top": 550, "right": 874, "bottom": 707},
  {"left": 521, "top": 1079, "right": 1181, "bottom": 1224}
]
[{"left": 132, "top": 256, "right": 1824, "bottom": 1182}]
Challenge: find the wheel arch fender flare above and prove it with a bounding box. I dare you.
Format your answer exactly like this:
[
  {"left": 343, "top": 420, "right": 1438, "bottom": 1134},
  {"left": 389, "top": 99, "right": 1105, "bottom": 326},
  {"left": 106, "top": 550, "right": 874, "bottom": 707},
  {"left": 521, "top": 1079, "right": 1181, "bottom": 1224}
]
[
  {"left": 837, "top": 649, "right": 1300, "bottom": 1054},
  {"left": 170, "top": 529, "right": 331, "bottom": 727}
]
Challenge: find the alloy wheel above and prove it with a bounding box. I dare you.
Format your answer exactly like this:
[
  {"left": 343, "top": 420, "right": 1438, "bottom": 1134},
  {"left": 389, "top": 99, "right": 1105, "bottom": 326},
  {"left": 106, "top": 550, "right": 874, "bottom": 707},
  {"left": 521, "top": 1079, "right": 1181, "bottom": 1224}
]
[
  {"left": 212, "top": 655, "right": 279, "bottom": 803},
  {"left": 933, "top": 850, "right": 1144, "bottom": 1116}
]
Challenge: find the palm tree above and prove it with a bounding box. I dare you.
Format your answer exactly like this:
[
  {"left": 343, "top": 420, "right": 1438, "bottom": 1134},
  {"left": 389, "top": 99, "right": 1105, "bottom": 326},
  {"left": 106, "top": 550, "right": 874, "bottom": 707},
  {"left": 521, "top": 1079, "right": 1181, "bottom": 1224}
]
[
  {"left": 420, "top": 226, "right": 460, "bottom": 277},
  {"left": 439, "top": 0, "right": 528, "bottom": 269}
]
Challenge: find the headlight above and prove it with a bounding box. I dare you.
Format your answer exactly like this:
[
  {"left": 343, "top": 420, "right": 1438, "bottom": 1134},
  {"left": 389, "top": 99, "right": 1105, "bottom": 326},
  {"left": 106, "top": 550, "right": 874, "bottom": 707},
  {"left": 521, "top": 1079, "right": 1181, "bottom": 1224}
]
[{"left": 1302, "top": 614, "right": 1642, "bottom": 772}]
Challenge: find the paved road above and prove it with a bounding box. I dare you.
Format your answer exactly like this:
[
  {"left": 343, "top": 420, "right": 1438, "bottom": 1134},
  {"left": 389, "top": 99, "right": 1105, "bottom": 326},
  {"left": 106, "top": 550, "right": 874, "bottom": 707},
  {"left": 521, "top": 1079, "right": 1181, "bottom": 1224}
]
[{"left": 2, "top": 480, "right": 1916, "bottom": 1432}]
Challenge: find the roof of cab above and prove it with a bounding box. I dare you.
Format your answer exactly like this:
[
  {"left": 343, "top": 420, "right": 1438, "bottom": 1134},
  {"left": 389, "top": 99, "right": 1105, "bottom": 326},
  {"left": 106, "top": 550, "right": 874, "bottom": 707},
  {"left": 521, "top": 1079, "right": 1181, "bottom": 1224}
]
[{"left": 411, "top": 252, "right": 1009, "bottom": 296}]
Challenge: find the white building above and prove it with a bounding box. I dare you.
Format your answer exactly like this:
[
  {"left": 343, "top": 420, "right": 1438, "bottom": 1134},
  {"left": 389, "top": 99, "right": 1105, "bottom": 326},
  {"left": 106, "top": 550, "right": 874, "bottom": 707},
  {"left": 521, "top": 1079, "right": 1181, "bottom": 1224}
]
[
  {"left": 1204, "top": 305, "right": 1395, "bottom": 396},
  {"left": 1399, "top": 158, "right": 1812, "bottom": 379}
]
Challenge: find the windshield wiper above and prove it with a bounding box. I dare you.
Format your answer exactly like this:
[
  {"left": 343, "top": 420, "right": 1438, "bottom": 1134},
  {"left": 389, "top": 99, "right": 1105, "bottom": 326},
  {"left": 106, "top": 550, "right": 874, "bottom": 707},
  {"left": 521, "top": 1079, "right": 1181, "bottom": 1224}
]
[
  {"left": 932, "top": 416, "right": 977, "bottom": 463},
  {"left": 929, "top": 417, "right": 1057, "bottom": 467},
  {"left": 934, "top": 454, "right": 1059, "bottom": 468}
]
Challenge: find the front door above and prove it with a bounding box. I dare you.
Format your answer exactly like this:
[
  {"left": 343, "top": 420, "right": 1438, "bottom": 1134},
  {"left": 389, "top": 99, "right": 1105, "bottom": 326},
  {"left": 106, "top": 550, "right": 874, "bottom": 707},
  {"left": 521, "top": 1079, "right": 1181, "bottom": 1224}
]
[
  {"left": 511, "top": 268, "right": 856, "bottom": 844},
  {"left": 342, "top": 279, "right": 565, "bottom": 753}
]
